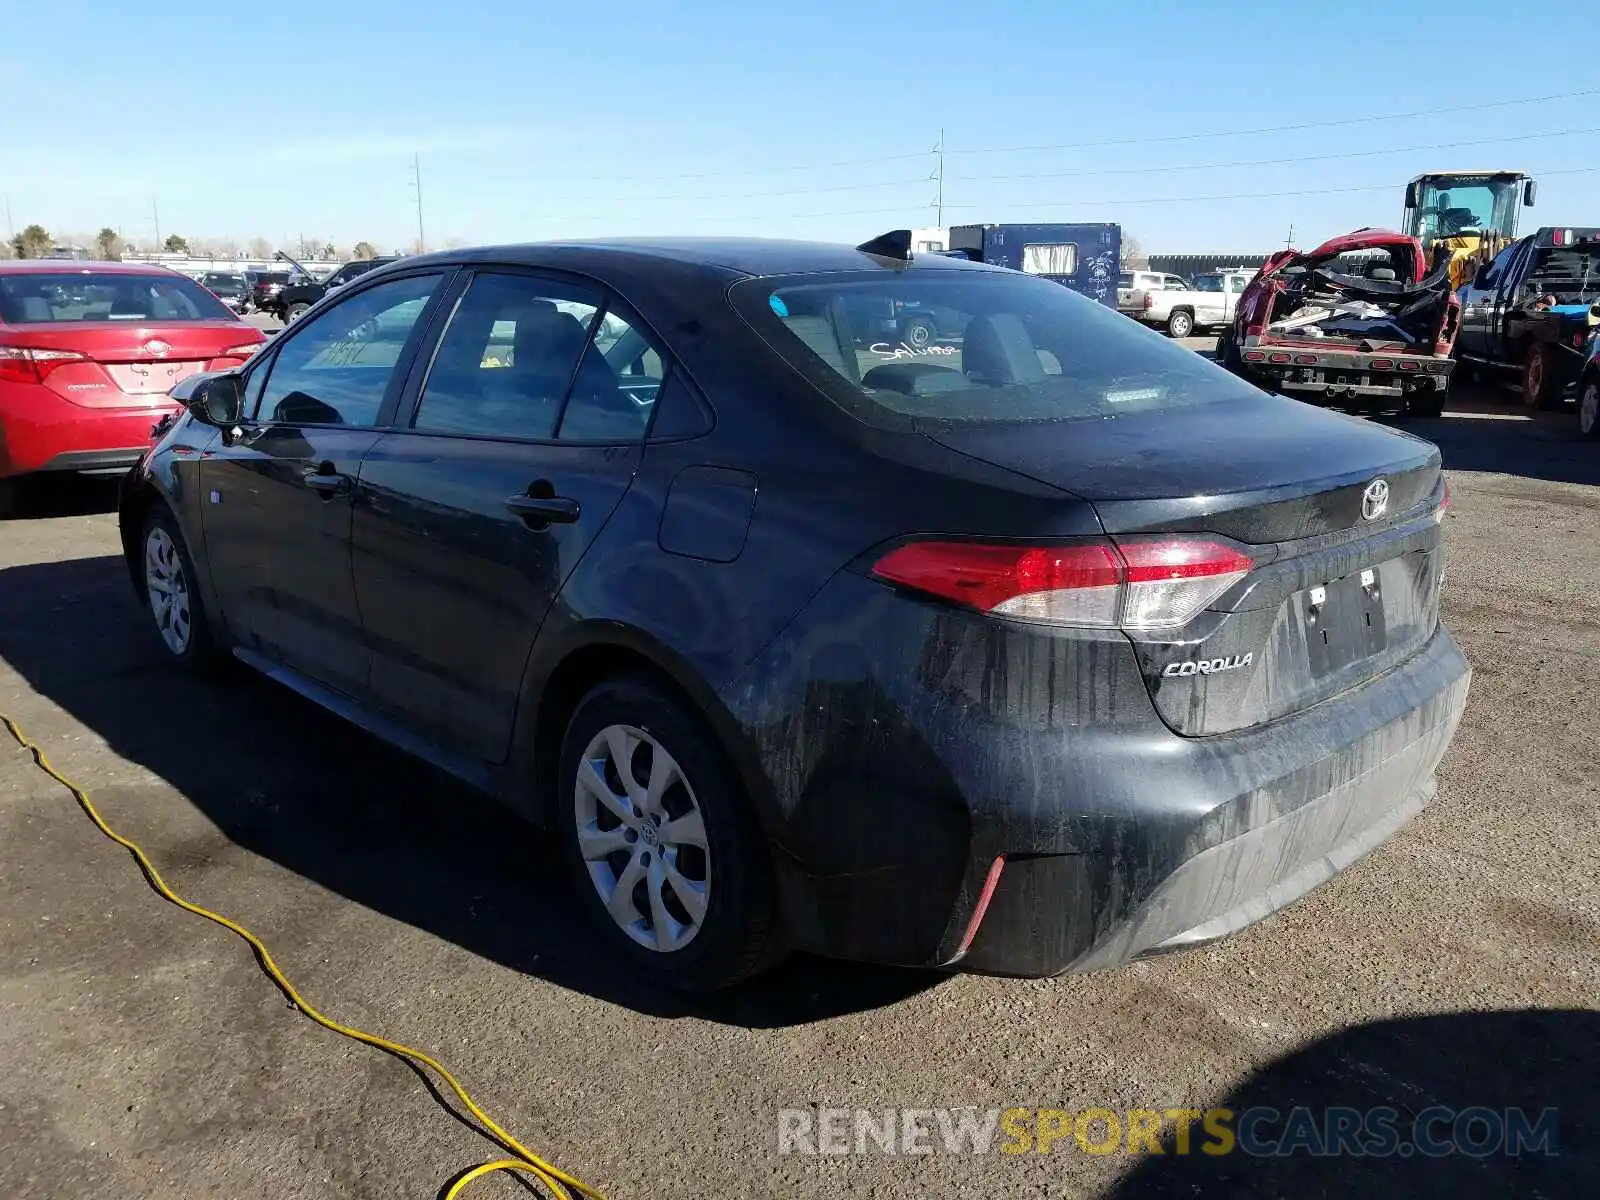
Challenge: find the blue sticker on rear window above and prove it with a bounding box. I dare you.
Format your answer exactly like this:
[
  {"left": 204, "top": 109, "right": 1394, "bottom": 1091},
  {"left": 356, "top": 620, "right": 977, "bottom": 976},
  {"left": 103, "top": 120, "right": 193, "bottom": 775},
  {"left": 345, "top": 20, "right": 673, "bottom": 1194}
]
[{"left": 768, "top": 294, "right": 789, "bottom": 318}]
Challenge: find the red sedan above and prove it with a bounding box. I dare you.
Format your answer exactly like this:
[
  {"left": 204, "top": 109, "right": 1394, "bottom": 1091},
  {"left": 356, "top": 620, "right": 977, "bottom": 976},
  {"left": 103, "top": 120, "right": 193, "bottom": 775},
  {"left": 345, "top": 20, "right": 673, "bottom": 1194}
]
[{"left": 0, "top": 261, "right": 265, "bottom": 513}]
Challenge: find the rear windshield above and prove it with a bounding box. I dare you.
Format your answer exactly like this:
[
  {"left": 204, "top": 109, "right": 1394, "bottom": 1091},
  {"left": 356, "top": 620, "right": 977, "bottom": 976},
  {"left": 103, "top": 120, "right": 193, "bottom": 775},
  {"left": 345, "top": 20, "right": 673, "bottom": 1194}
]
[
  {"left": 1193, "top": 274, "right": 1225, "bottom": 292},
  {"left": 728, "top": 269, "right": 1253, "bottom": 428},
  {"left": 0, "top": 272, "right": 236, "bottom": 324},
  {"left": 204, "top": 274, "right": 245, "bottom": 291},
  {"left": 1117, "top": 272, "right": 1133, "bottom": 287}
]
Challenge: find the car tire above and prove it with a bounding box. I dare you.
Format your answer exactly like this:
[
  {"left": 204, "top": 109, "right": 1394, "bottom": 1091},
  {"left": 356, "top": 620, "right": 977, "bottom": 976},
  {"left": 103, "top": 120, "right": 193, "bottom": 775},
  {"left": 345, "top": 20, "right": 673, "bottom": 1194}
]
[
  {"left": 1166, "top": 309, "right": 1194, "bottom": 339},
  {"left": 1580, "top": 378, "right": 1600, "bottom": 439},
  {"left": 286, "top": 301, "right": 310, "bottom": 323},
  {"left": 1406, "top": 382, "right": 1446, "bottom": 420},
  {"left": 900, "top": 316, "right": 935, "bottom": 351},
  {"left": 1216, "top": 332, "right": 1242, "bottom": 373},
  {"left": 556, "top": 675, "right": 782, "bottom": 991},
  {"left": 0, "top": 476, "right": 25, "bottom": 520},
  {"left": 140, "top": 506, "right": 226, "bottom": 676},
  {"left": 1522, "top": 344, "right": 1560, "bottom": 410}
]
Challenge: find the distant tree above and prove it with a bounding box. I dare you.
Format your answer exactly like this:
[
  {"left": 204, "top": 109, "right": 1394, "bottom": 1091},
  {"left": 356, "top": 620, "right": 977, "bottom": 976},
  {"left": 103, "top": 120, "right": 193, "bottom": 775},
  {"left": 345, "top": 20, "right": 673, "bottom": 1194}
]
[
  {"left": 245, "top": 236, "right": 273, "bottom": 259},
  {"left": 1119, "top": 232, "right": 1148, "bottom": 269},
  {"left": 95, "top": 228, "right": 122, "bottom": 260},
  {"left": 12, "top": 224, "right": 53, "bottom": 259},
  {"left": 320, "top": 241, "right": 336, "bottom": 258},
  {"left": 163, "top": 233, "right": 189, "bottom": 254},
  {"left": 351, "top": 241, "right": 378, "bottom": 260},
  {"left": 213, "top": 239, "right": 240, "bottom": 259},
  {"left": 442, "top": 237, "right": 468, "bottom": 250}
]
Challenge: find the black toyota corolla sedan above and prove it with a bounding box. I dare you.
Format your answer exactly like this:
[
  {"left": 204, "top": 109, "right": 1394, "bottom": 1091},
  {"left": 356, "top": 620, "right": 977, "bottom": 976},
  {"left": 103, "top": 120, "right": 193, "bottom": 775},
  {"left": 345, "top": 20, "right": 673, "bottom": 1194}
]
[{"left": 118, "top": 235, "right": 1471, "bottom": 990}]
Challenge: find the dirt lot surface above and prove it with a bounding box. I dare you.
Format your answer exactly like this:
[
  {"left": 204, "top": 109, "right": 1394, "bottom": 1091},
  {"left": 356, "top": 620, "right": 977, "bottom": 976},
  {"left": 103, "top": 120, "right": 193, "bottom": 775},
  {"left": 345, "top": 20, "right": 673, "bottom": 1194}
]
[{"left": 2, "top": 379, "right": 1597, "bottom": 1198}]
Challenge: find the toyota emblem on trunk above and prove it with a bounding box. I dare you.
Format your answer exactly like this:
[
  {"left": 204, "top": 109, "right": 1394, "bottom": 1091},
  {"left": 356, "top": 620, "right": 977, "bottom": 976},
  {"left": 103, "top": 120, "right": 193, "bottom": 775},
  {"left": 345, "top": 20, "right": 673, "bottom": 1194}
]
[{"left": 1362, "top": 478, "right": 1390, "bottom": 521}]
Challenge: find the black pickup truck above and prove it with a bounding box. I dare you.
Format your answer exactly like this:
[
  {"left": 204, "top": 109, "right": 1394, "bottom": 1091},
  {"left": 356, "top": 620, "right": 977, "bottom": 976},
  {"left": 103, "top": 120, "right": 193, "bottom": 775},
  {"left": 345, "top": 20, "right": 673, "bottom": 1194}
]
[
  {"left": 268, "top": 253, "right": 398, "bottom": 323},
  {"left": 1454, "top": 226, "right": 1600, "bottom": 409}
]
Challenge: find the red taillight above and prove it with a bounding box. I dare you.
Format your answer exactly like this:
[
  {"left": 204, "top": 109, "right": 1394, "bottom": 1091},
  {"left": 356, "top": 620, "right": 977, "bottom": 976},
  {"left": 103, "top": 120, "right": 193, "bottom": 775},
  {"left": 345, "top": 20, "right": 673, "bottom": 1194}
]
[
  {"left": 1397, "top": 360, "right": 1419, "bottom": 371},
  {"left": 870, "top": 537, "right": 1253, "bottom": 630},
  {"left": 222, "top": 342, "right": 263, "bottom": 357},
  {"left": 0, "top": 345, "right": 86, "bottom": 384},
  {"left": 1369, "top": 357, "right": 1394, "bottom": 370},
  {"left": 1293, "top": 353, "right": 1318, "bottom": 365},
  {"left": 1243, "top": 350, "right": 1265, "bottom": 362},
  {"left": 1436, "top": 477, "right": 1450, "bottom": 523},
  {"left": 1267, "top": 352, "right": 1291, "bottom": 364},
  {"left": 1142, "top": 293, "right": 1153, "bottom": 310}
]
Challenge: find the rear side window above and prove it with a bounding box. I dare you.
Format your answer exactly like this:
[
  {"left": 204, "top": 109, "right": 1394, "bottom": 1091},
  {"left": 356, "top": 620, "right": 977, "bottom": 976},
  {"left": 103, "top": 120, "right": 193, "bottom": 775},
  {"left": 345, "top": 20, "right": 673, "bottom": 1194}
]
[
  {"left": 730, "top": 269, "right": 1254, "bottom": 428},
  {"left": 0, "top": 272, "right": 236, "bottom": 323},
  {"left": 413, "top": 272, "right": 662, "bottom": 443}
]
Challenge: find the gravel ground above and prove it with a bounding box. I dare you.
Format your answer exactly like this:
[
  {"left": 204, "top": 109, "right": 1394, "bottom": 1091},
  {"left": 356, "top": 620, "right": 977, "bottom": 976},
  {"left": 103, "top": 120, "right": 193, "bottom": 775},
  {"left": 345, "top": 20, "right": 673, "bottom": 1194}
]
[{"left": 1, "top": 376, "right": 1597, "bottom": 1199}]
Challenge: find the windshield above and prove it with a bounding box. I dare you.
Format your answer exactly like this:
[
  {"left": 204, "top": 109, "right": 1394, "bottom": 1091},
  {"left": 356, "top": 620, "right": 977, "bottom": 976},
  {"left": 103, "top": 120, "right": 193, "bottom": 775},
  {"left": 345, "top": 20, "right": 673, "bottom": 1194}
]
[
  {"left": 0, "top": 272, "right": 237, "bottom": 323},
  {"left": 729, "top": 269, "right": 1256, "bottom": 428},
  {"left": 1407, "top": 176, "right": 1521, "bottom": 245},
  {"left": 1192, "top": 275, "right": 1224, "bottom": 292}
]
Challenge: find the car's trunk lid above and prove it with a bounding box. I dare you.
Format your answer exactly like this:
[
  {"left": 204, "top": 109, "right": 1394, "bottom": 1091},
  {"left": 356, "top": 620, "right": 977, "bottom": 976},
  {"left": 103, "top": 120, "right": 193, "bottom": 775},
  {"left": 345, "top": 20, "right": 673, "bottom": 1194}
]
[
  {"left": 4, "top": 321, "right": 262, "bottom": 407},
  {"left": 928, "top": 395, "right": 1445, "bottom": 735}
]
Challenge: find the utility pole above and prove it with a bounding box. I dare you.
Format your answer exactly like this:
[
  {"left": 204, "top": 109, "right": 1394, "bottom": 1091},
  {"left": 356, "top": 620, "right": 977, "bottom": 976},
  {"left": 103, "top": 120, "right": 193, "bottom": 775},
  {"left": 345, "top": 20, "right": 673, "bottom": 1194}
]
[
  {"left": 933, "top": 129, "right": 945, "bottom": 226},
  {"left": 409, "top": 152, "right": 426, "bottom": 254},
  {"left": 152, "top": 196, "right": 162, "bottom": 250},
  {"left": 1286, "top": 223, "right": 1295, "bottom": 248},
  {"left": 4, "top": 197, "right": 13, "bottom": 242}
]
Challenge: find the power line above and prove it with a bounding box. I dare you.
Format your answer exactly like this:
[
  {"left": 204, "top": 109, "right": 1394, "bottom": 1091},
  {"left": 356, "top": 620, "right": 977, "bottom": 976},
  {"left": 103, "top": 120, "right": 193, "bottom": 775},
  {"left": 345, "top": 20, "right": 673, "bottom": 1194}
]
[
  {"left": 525, "top": 117, "right": 1600, "bottom": 207},
  {"left": 961, "top": 127, "right": 1600, "bottom": 186},
  {"left": 513, "top": 87, "right": 1600, "bottom": 190},
  {"left": 947, "top": 88, "right": 1600, "bottom": 157},
  {"left": 645, "top": 164, "right": 1600, "bottom": 225}
]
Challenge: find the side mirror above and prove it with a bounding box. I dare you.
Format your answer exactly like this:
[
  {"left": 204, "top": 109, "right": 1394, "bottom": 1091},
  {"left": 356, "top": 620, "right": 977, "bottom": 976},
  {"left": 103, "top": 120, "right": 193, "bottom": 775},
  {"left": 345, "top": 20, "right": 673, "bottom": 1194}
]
[
  {"left": 184, "top": 374, "right": 244, "bottom": 427},
  {"left": 1524, "top": 180, "right": 1537, "bottom": 207}
]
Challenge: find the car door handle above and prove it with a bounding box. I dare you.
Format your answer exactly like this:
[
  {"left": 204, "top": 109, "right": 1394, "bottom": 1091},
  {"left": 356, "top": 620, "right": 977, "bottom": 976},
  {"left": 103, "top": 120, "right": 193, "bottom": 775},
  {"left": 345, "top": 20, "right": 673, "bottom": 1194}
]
[
  {"left": 304, "top": 470, "right": 353, "bottom": 495},
  {"left": 505, "top": 494, "right": 580, "bottom": 523}
]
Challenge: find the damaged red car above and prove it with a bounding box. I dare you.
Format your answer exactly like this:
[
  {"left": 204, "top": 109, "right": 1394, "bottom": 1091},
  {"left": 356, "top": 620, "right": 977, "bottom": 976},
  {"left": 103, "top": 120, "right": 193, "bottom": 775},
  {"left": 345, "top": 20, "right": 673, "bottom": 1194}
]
[{"left": 1216, "top": 229, "right": 1461, "bottom": 418}]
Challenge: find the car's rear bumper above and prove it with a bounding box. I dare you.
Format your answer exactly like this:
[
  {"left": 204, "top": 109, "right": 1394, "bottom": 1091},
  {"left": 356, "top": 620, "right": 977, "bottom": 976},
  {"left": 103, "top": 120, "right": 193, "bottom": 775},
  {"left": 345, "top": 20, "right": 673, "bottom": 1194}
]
[
  {"left": 723, "top": 571, "right": 1471, "bottom": 976},
  {"left": 1, "top": 387, "right": 175, "bottom": 478}
]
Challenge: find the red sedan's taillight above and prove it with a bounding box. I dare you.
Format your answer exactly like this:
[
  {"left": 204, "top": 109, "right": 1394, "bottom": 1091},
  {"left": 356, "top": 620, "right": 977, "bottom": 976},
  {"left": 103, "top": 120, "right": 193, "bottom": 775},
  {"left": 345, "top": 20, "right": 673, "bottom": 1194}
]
[
  {"left": 0, "top": 345, "right": 86, "bottom": 384},
  {"left": 870, "top": 537, "right": 1253, "bottom": 631},
  {"left": 222, "top": 342, "right": 264, "bottom": 357}
]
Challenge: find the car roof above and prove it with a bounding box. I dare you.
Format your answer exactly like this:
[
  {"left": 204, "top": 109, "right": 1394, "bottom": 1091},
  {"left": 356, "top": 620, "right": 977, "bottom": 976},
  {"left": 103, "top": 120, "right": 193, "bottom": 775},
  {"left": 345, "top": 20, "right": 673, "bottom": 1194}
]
[
  {"left": 397, "top": 236, "right": 1004, "bottom": 280},
  {"left": 0, "top": 259, "right": 184, "bottom": 275}
]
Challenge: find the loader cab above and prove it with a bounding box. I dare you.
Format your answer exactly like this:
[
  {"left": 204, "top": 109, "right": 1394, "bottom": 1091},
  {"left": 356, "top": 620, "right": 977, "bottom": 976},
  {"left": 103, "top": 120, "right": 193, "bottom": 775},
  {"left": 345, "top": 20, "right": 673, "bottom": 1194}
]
[{"left": 1402, "top": 172, "right": 1536, "bottom": 256}]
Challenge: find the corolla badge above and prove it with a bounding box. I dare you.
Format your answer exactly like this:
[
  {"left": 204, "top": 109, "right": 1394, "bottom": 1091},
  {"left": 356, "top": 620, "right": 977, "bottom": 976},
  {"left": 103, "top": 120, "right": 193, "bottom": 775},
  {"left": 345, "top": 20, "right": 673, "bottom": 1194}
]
[
  {"left": 1362, "top": 478, "right": 1390, "bottom": 521},
  {"left": 143, "top": 339, "right": 172, "bottom": 358}
]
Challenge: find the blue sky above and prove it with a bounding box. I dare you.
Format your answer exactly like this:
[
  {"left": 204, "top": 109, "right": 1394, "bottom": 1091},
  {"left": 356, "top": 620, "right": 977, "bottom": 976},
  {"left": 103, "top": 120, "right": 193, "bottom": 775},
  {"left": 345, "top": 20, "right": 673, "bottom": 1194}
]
[{"left": 4, "top": 0, "right": 1596, "bottom": 254}]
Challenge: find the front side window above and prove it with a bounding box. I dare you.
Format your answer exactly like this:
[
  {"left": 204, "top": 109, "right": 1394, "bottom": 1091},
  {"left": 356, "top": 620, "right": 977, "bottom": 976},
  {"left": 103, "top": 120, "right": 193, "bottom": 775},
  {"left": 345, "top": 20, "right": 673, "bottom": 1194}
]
[
  {"left": 255, "top": 273, "right": 441, "bottom": 426},
  {"left": 1021, "top": 243, "right": 1078, "bottom": 276},
  {"left": 732, "top": 268, "right": 1256, "bottom": 428},
  {"left": 0, "top": 271, "right": 236, "bottom": 324}
]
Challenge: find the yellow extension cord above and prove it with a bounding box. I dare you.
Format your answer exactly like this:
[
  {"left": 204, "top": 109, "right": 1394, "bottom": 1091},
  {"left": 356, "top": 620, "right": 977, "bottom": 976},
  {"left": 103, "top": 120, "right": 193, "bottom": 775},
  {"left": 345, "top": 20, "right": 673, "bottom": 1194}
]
[{"left": 2, "top": 714, "right": 607, "bottom": 1200}]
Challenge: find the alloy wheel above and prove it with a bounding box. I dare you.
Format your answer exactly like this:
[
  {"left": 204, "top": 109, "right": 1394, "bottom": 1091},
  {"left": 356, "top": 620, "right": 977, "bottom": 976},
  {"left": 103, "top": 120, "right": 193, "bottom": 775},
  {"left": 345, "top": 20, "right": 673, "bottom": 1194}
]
[
  {"left": 144, "top": 527, "right": 192, "bottom": 656},
  {"left": 1524, "top": 354, "right": 1545, "bottom": 408},
  {"left": 573, "top": 724, "right": 710, "bottom": 953}
]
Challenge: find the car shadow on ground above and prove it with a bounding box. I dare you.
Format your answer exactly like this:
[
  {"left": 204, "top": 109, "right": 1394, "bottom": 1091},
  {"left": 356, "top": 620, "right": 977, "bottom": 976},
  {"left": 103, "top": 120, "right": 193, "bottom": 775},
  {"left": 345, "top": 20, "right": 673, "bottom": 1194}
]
[
  {"left": 0, "top": 553, "right": 936, "bottom": 1028},
  {"left": 1107, "top": 1007, "right": 1599, "bottom": 1198},
  {"left": 0, "top": 474, "right": 121, "bottom": 520}
]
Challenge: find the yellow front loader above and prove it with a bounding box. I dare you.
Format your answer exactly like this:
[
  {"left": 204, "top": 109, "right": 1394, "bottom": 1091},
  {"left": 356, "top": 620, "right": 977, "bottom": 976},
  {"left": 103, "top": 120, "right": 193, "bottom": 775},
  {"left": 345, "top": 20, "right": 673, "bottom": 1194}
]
[{"left": 1402, "top": 171, "right": 1538, "bottom": 288}]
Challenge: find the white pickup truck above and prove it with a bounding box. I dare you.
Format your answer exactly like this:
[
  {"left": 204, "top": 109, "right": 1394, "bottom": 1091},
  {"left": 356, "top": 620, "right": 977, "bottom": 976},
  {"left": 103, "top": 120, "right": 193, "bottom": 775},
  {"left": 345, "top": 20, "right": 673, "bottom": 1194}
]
[{"left": 1130, "top": 269, "right": 1256, "bottom": 338}]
